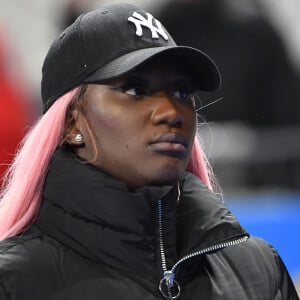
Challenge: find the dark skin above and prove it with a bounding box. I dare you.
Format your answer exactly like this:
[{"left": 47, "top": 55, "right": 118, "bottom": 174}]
[{"left": 67, "top": 58, "right": 198, "bottom": 189}]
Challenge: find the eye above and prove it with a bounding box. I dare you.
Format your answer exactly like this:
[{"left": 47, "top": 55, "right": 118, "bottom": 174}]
[
  {"left": 172, "top": 90, "right": 188, "bottom": 100},
  {"left": 109, "top": 81, "right": 150, "bottom": 98},
  {"left": 171, "top": 87, "right": 197, "bottom": 103},
  {"left": 123, "top": 86, "right": 148, "bottom": 96}
]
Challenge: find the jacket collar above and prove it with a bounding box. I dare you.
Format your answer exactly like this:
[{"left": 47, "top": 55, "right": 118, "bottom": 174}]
[
  {"left": 36, "top": 148, "right": 247, "bottom": 276},
  {"left": 37, "top": 148, "right": 175, "bottom": 277},
  {"left": 177, "top": 173, "right": 248, "bottom": 256}
]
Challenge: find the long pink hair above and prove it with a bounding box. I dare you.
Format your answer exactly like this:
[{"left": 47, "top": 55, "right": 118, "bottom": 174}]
[
  {"left": 0, "top": 88, "right": 80, "bottom": 240},
  {"left": 0, "top": 88, "right": 214, "bottom": 240}
]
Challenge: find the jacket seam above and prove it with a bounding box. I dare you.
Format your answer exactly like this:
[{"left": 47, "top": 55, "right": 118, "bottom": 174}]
[
  {"left": 0, "top": 232, "right": 43, "bottom": 254},
  {"left": 0, "top": 280, "right": 12, "bottom": 300}
]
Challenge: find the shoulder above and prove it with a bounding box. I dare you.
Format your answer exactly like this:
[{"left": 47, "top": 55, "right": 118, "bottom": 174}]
[
  {"left": 0, "top": 226, "right": 63, "bottom": 299},
  {"left": 225, "top": 236, "right": 280, "bottom": 269},
  {"left": 218, "top": 236, "right": 299, "bottom": 298},
  {"left": 0, "top": 225, "right": 58, "bottom": 266},
  {"left": 228, "top": 235, "right": 293, "bottom": 280},
  {"left": 0, "top": 226, "right": 46, "bottom": 269},
  {"left": 214, "top": 235, "right": 283, "bottom": 279}
]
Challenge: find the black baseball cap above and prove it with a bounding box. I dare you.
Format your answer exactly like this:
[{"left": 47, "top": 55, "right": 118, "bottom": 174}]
[{"left": 41, "top": 3, "right": 221, "bottom": 112}]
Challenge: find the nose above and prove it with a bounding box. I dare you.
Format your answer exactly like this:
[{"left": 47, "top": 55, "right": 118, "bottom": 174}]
[{"left": 151, "top": 92, "right": 183, "bottom": 128}]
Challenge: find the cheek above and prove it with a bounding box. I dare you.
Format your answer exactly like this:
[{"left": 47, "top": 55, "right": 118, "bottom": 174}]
[
  {"left": 85, "top": 102, "right": 137, "bottom": 154},
  {"left": 86, "top": 103, "right": 122, "bottom": 132}
]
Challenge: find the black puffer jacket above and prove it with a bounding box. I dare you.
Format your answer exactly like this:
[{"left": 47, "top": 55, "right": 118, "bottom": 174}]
[{"left": 0, "top": 150, "right": 298, "bottom": 299}]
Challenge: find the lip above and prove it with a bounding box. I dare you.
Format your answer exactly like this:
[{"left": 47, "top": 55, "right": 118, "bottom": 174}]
[{"left": 149, "top": 133, "right": 188, "bottom": 155}]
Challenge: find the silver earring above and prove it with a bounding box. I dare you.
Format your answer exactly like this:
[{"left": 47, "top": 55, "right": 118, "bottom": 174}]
[{"left": 74, "top": 133, "right": 83, "bottom": 143}]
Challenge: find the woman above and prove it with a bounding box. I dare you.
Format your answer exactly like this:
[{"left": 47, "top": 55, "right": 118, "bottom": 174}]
[{"left": 0, "top": 3, "right": 298, "bottom": 300}]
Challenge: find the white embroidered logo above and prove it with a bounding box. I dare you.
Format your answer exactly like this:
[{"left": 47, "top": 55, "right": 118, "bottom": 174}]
[{"left": 128, "top": 12, "right": 169, "bottom": 41}]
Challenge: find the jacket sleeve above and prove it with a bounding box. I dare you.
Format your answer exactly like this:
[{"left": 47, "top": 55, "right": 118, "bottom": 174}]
[
  {"left": 0, "top": 283, "right": 11, "bottom": 300},
  {"left": 278, "top": 256, "right": 299, "bottom": 300},
  {"left": 270, "top": 245, "right": 299, "bottom": 300}
]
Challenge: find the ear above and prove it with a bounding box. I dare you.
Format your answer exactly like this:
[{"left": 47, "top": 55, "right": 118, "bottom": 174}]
[{"left": 64, "top": 108, "right": 85, "bottom": 146}]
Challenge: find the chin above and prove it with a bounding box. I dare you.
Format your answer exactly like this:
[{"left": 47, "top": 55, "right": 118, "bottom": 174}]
[{"left": 148, "top": 166, "right": 185, "bottom": 186}]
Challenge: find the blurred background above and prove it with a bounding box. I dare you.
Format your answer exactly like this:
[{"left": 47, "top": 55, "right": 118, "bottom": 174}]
[{"left": 0, "top": 0, "right": 299, "bottom": 293}]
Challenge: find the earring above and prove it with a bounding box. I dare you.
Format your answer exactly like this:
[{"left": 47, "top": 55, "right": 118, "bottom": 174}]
[{"left": 74, "top": 133, "right": 83, "bottom": 143}]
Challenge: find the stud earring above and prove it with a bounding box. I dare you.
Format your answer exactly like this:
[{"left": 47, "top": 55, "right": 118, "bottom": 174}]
[{"left": 74, "top": 133, "right": 83, "bottom": 143}]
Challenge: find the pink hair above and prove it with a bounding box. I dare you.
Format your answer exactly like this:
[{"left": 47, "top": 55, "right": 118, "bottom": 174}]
[
  {"left": 0, "top": 88, "right": 80, "bottom": 240},
  {"left": 0, "top": 88, "right": 214, "bottom": 239},
  {"left": 186, "top": 136, "right": 214, "bottom": 190}
]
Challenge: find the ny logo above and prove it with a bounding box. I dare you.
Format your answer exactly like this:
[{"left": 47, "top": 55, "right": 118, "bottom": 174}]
[{"left": 128, "top": 12, "right": 169, "bottom": 41}]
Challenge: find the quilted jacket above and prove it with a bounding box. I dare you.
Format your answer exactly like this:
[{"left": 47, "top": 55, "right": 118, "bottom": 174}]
[{"left": 0, "top": 149, "right": 298, "bottom": 299}]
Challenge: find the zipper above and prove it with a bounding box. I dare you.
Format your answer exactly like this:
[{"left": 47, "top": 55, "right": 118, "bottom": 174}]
[{"left": 157, "top": 199, "right": 249, "bottom": 300}]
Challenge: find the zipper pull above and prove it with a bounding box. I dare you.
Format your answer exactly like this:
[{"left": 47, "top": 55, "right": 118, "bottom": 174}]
[
  {"left": 159, "top": 270, "right": 181, "bottom": 299},
  {"left": 164, "top": 270, "right": 175, "bottom": 287}
]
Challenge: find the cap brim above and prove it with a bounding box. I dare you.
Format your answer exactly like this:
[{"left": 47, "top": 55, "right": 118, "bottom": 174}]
[{"left": 84, "top": 46, "right": 221, "bottom": 91}]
